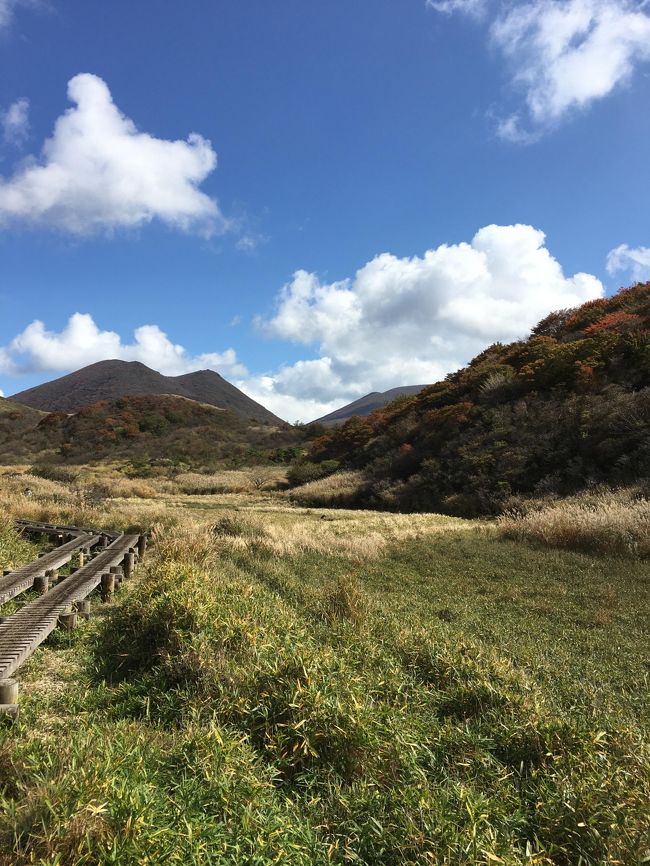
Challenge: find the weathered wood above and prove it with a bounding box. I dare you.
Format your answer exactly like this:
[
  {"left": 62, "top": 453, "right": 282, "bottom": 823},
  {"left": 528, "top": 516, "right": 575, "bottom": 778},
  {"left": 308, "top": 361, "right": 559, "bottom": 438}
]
[
  {"left": 0, "top": 678, "right": 18, "bottom": 704},
  {"left": 0, "top": 533, "right": 139, "bottom": 681},
  {"left": 58, "top": 611, "right": 77, "bottom": 630},
  {"left": 33, "top": 574, "right": 49, "bottom": 593},
  {"left": 101, "top": 573, "right": 115, "bottom": 599},
  {"left": 0, "top": 533, "right": 99, "bottom": 606}
]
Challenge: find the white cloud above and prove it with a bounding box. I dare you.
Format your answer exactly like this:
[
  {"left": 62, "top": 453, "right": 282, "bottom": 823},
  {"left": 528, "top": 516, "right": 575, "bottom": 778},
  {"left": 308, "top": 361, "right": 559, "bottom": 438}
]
[
  {"left": 606, "top": 243, "right": 650, "bottom": 282},
  {"left": 0, "top": 312, "right": 247, "bottom": 379},
  {"left": 237, "top": 375, "right": 343, "bottom": 425},
  {"left": 250, "top": 224, "right": 604, "bottom": 420},
  {"left": 429, "top": 0, "right": 650, "bottom": 139},
  {"left": 0, "top": 74, "right": 224, "bottom": 234},
  {"left": 492, "top": 0, "right": 650, "bottom": 139},
  {"left": 0, "top": 388, "right": 4, "bottom": 397},
  {"left": 0, "top": 0, "right": 18, "bottom": 30},
  {"left": 1, "top": 98, "right": 29, "bottom": 146},
  {"left": 427, "top": 0, "right": 488, "bottom": 15},
  {"left": 0, "top": 227, "right": 606, "bottom": 422}
]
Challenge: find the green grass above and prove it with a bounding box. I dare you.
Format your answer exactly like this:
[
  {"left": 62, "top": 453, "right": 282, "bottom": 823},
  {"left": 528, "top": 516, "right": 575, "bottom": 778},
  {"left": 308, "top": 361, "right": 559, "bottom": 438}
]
[
  {"left": 0, "top": 520, "right": 37, "bottom": 574},
  {"left": 249, "top": 532, "right": 649, "bottom": 725},
  {"left": 0, "top": 520, "right": 648, "bottom": 865}
]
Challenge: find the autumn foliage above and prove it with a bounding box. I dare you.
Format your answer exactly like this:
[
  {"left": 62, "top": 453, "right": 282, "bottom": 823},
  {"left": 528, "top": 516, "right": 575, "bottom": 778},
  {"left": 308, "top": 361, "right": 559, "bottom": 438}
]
[
  {"left": 2, "top": 394, "right": 304, "bottom": 467},
  {"left": 306, "top": 282, "right": 650, "bottom": 515}
]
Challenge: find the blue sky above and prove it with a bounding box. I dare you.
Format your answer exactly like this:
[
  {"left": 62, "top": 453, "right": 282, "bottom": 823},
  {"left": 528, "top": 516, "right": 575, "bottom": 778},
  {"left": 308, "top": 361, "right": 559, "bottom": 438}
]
[{"left": 1, "top": 0, "right": 649, "bottom": 420}]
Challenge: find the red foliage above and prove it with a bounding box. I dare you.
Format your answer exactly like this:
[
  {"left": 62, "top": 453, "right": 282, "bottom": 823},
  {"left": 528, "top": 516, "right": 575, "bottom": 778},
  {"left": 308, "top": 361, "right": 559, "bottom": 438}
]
[
  {"left": 565, "top": 298, "right": 608, "bottom": 330},
  {"left": 584, "top": 312, "right": 642, "bottom": 335}
]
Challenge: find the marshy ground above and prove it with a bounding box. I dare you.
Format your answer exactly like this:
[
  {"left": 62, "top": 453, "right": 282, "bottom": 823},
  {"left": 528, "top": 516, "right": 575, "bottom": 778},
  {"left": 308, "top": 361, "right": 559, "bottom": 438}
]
[{"left": 0, "top": 471, "right": 648, "bottom": 865}]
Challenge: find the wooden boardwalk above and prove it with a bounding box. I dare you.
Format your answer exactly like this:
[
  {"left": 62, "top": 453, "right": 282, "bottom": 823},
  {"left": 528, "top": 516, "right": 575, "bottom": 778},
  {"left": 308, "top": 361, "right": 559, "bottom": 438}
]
[
  {"left": 0, "top": 521, "right": 144, "bottom": 715},
  {"left": 0, "top": 531, "right": 99, "bottom": 605}
]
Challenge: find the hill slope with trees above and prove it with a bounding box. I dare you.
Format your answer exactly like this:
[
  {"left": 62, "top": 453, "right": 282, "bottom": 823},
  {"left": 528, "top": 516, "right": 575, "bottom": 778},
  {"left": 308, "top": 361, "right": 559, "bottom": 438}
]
[
  {"left": 0, "top": 394, "right": 303, "bottom": 467},
  {"left": 302, "top": 283, "right": 650, "bottom": 515}
]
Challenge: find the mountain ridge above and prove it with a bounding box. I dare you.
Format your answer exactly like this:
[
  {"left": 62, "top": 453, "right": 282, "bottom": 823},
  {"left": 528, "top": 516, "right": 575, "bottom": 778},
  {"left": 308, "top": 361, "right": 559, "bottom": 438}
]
[{"left": 314, "top": 385, "right": 428, "bottom": 427}]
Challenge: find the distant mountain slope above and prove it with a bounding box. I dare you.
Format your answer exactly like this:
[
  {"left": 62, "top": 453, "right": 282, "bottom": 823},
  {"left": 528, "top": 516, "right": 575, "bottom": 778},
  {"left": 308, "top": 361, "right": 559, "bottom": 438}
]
[
  {"left": 305, "top": 283, "right": 650, "bottom": 515},
  {"left": 10, "top": 360, "right": 283, "bottom": 425},
  {"left": 0, "top": 394, "right": 303, "bottom": 465},
  {"left": 315, "top": 385, "right": 428, "bottom": 427}
]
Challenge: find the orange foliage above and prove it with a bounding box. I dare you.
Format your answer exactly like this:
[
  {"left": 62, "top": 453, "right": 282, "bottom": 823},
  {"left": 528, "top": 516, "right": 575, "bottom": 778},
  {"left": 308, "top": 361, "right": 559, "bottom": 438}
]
[{"left": 584, "top": 312, "right": 642, "bottom": 335}]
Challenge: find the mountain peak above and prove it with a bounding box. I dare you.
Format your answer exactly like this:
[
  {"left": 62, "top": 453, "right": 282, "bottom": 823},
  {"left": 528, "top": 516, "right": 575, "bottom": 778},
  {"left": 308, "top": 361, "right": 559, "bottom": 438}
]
[
  {"left": 10, "top": 360, "right": 283, "bottom": 424},
  {"left": 314, "top": 385, "right": 429, "bottom": 427}
]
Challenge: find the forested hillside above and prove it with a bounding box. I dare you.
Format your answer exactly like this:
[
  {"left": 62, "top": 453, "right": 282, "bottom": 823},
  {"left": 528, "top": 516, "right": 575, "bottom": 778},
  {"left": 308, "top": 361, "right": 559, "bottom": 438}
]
[
  {"left": 305, "top": 283, "right": 650, "bottom": 515},
  {"left": 0, "top": 394, "right": 302, "bottom": 466}
]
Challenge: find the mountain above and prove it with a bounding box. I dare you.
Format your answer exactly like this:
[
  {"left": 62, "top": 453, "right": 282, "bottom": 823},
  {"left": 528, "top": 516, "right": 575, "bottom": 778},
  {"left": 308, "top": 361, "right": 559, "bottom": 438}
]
[
  {"left": 314, "top": 385, "right": 428, "bottom": 427},
  {"left": 10, "top": 360, "right": 283, "bottom": 425},
  {"left": 303, "top": 283, "right": 650, "bottom": 516}
]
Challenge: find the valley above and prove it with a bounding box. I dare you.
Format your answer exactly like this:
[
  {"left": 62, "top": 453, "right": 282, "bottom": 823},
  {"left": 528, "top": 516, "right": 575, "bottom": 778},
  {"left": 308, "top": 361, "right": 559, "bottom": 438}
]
[
  {"left": 0, "top": 287, "right": 648, "bottom": 865},
  {"left": 2, "top": 5, "right": 649, "bottom": 862}
]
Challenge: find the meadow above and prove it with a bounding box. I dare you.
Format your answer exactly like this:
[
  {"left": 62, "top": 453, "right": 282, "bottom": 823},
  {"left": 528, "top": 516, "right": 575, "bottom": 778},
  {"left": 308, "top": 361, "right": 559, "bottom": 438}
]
[{"left": 0, "top": 466, "right": 648, "bottom": 865}]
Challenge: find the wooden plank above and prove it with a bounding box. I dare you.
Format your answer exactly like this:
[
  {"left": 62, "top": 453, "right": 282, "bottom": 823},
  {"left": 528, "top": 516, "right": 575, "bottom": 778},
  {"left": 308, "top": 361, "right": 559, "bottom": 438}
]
[
  {"left": 0, "top": 532, "right": 100, "bottom": 605},
  {"left": 0, "top": 533, "right": 139, "bottom": 681}
]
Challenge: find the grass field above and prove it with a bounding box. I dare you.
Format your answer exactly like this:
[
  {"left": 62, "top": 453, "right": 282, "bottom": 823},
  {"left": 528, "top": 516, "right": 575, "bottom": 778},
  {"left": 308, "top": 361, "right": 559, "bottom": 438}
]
[{"left": 0, "top": 473, "right": 648, "bottom": 865}]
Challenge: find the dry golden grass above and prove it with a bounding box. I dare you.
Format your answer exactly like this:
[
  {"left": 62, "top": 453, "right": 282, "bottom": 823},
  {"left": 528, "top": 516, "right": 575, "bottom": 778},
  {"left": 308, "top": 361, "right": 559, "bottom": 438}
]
[
  {"left": 0, "top": 467, "right": 170, "bottom": 536},
  {"left": 499, "top": 488, "right": 650, "bottom": 557},
  {"left": 83, "top": 477, "right": 157, "bottom": 499},
  {"left": 208, "top": 507, "right": 474, "bottom": 560},
  {"left": 288, "top": 470, "right": 365, "bottom": 507},
  {"left": 0, "top": 469, "right": 70, "bottom": 499}
]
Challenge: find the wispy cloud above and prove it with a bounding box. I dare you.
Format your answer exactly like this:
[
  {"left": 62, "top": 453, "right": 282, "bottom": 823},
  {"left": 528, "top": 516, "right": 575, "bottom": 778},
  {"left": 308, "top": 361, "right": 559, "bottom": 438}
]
[
  {"left": 607, "top": 243, "right": 650, "bottom": 282},
  {"left": 0, "top": 0, "right": 41, "bottom": 33},
  {"left": 1, "top": 98, "right": 29, "bottom": 146},
  {"left": 0, "top": 0, "right": 18, "bottom": 30},
  {"left": 429, "top": 0, "right": 650, "bottom": 141},
  {"left": 426, "top": 0, "right": 488, "bottom": 16}
]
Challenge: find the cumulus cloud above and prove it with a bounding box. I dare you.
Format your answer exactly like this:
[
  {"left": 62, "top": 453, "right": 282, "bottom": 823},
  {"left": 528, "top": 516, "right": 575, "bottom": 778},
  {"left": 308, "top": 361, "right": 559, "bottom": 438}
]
[
  {"left": 606, "top": 243, "right": 650, "bottom": 282},
  {"left": 0, "top": 227, "right": 606, "bottom": 422},
  {"left": 428, "top": 0, "right": 650, "bottom": 140},
  {"left": 236, "top": 375, "right": 344, "bottom": 425},
  {"left": 1, "top": 98, "right": 29, "bottom": 146},
  {"left": 0, "top": 312, "right": 247, "bottom": 379},
  {"left": 0, "top": 73, "right": 224, "bottom": 234},
  {"left": 247, "top": 224, "right": 604, "bottom": 420}
]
